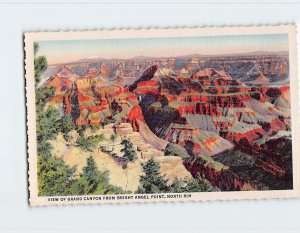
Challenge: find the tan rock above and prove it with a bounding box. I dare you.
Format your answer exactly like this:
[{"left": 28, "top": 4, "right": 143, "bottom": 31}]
[{"left": 153, "top": 156, "right": 192, "bottom": 183}]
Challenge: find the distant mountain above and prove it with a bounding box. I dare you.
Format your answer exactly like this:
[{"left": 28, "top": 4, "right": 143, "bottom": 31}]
[
  {"left": 64, "top": 50, "right": 289, "bottom": 65},
  {"left": 77, "top": 56, "right": 105, "bottom": 63}
]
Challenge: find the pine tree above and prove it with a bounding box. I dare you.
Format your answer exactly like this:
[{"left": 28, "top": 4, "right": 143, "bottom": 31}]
[
  {"left": 76, "top": 135, "right": 103, "bottom": 152},
  {"left": 57, "top": 113, "right": 75, "bottom": 141},
  {"left": 138, "top": 158, "right": 169, "bottom": 193},
  {"left": 37, "top": 155, "right": 76, "bottom": 196},
  {"left": 34, "top": 42, "right": 47, "bottom": 86},
  {"left": 121, "top": 139, "right": 137, "bottom": 162},
  {"left": 82, "top": 156, "right": 102, "bottom": 193},
  {"left": 68, "top": 177, "right": 90, "bottom": 195},
  {"left": 168, "top": 174, "right": 216, "bottom": 193}
]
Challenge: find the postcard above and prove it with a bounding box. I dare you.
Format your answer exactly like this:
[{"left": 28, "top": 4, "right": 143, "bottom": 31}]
[{"left": 25, "top": 25, "right": 300, "bottom": 205}]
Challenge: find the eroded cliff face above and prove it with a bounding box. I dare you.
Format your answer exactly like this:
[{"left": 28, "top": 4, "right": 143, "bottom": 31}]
[
  {"left": 137, "top": 66, "right": 289, "bottom": 158},
  {"left": 160, "top": 122, "right": 233, "bottom": 156},
  {"left": 50, "top": 64, "right": 290, "bottom": 160},
  {"left": 184, "top": 153, "right": 259, "bottom": 191},
  {"left": 128, "top": 65, "right": 158, "bottom": 92}
]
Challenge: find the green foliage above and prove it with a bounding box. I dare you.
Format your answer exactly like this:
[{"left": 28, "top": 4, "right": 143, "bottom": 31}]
[
  {"left": 169, "top": 174, "right": 216, "bottom": 193},
  {"left": 185, "top": 175, "right": 216, "bottom": 192},
  {"left": 34, "top": 42, "right": 39, "bottom": 56},
  {"left": 138, "top": 159, "right": 216, "bottom": 194},
  {"left": 90, "top": 124, "right": 101, "bottom": 131},
  {"left": 121, "top": 139, "right": 137, "bottom": 162},
  {"left": 34, "top": 56, "right": 47, "bottom": 85},
  {"left": 34, "top": 42, "right": 124, "bottom": 196},
  {"left": 68, "top": 177, "right": 90, "bottom": 195},
  {"left": 93, "top": 182, "right": 125, "bottom": 195},
  {"left": 56, "top": 113, "right": 75, "bottom": 140},
  {"left": 82, "top": 156, "right": 103, "bottom": 193},
  {"left": 35, "top": 86, "right": 77, "bottom": 196},
  {"left": 37, "top": 140, "right": 52, "bottom": 159},
  {"left": 33, "top": 42, "right": 47, "bottom": 86},
  {"left": 36, "top": 106, "right": 60, "bottom": 143},
  {"left": 37, "top": 154, "right": 76, "bottom": 196},
  {"left": 138, "top": 158, "right": 169, "bottom": 193},
  {"left": 35, "top": 87, "right": 55, "bottom": 112},
  {"left": 67, "top": 156, "right": 125, "bottom": 195},
  {"left": 75, "top": 125, "right": 86, "bottom": 135},
  {"left": 38, "top": 154, "right": 125, "bottom": 196},
  {"left": 76, "top": 135, "right": 103, "bottom": 152},
  {"left": 81, "top": 156, "right": 125, "bottom": 194}
]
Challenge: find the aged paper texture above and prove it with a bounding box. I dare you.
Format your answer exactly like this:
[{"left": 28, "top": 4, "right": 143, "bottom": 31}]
[{"left": 25, "top": 25, "right": 300, "bottom": 206}]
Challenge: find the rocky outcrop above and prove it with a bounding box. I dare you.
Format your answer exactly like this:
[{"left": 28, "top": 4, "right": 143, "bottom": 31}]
[
  {"left": 137, "top": 120, "right": 169, "bottom": 151},
  {"left": 161, "top": 122, "right": 233, "bottom": 156},
  {"left": 128, "top": 105, "right": 145, "bottom": 131},
  {"left": 155, "top": 156, "right": 193, "bottom": 182},
  {"left": 164, "top": 143, "right": 190, "bottom": 159},
  {"left": 128, "top": 65, "right": 158, "bottom": 92},
  {"left": 44, "top": 76, "right": 72, "bottom": 95},
  {"left": 133, "top": 80, "right": 160, "bottom": 95},
  {"left": 192, "top": 68, "right": 232, "bottom": 81}
]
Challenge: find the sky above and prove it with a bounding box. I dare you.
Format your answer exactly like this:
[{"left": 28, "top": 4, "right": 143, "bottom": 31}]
[{"left": 36, "top": 34, "right": 289, "bottom": 65}]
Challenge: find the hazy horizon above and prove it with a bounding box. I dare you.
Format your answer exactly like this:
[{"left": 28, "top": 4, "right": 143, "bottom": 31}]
[{"left": 36, "top": 34, "right": 289, "bottom": 65}]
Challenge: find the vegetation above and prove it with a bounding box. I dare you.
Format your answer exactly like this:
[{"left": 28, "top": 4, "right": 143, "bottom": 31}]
[
  {"left": 168, "top": 174, "right": 216, "bottom": 193},
  {"left": 35, "top": 42, "right": 122, "bottom": 196},
  {"left": 34, "top": 42, "right": 47, "bottom": 86},
  {"left": 56, "top": 113, "right": 75, "bottom": 141},
  {"left": 34, "top": 42, "right": 218, "bottom": 197},
  {"left": 90, "top": 124, "right": 101, "bottom": 131},
  {"left": 82, "top": 156, "right": 124, "bottom": 195},
  {"left": 34, "top": 42, "right": 39, "bottom": 56},
  {"left": 121, "top": 139, "right": 137, "bottom": 162},
  {"left": 67, "top": 156, "right": 124, "bottom": 195},
  {"left": 38, "top": 154, "right": 76, "bottom": 196},
  {"left": 38, "top": 153, "right": 124, "bottom": 196},
  {"left": 82, "top": 156, "right": 102, "bottom": 193},
  {"left": 138, "top": 158, "right": 216, "bottom": 194},
  {"left": 35, "top": 88, "right": 60, "bottom": 157},
  {"left": 35, "top": 87, "right": 55, "bottom": 112},
  {"left": 138, "top": 158, "right": 169, "bottom": 193},
  {"left": 76, "top": 135, "right": 104, "bottom": 152}
]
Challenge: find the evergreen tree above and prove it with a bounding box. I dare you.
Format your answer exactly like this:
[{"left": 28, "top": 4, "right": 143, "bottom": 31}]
[
  {"left": 34, "top": 42, "right": 48, "bottom": 85},
  {"left": 36, "top": 106, "right": 60, "bottom": 144},
  {"left": 37, "top": 155, "right": 76, "bottom": 196},
  {"left": 82, "top": 156, "right": 102, "bottom": 193},
  {"left": 76, "top": 135, "right": 103, "bottom": 152},
  {"left": 57, "top": 113, "right": 75, "bottom": 141},
  {"left": 34, "top": 42, "right": 39, "bottom": 56},
  {"left": 121, "top": 139, "right": 137, "bottom": 162},
  {"left": 34, "top": 42, "right": 124, "bottom": 196},
  {"left": 138, "top": 158, "right": 169, "bottom": 193},
  {"left": 168, "top": 174, "right": 216, "bottom": 193},
  {"left": 68, "top": 177, "right": 90, "bottom": 195},
  {"left": 35, "top": 87, "right": 55, "bottom": 112}
]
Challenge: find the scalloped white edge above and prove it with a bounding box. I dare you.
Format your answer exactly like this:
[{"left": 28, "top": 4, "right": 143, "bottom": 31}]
[{"left": 25, "top": 25, "right": 300, "bottom": 206}]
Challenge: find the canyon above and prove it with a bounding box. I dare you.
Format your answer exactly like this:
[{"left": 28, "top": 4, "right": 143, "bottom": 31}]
[{"left": 42, "top": 53, "right": 293, "bottom": 191}]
